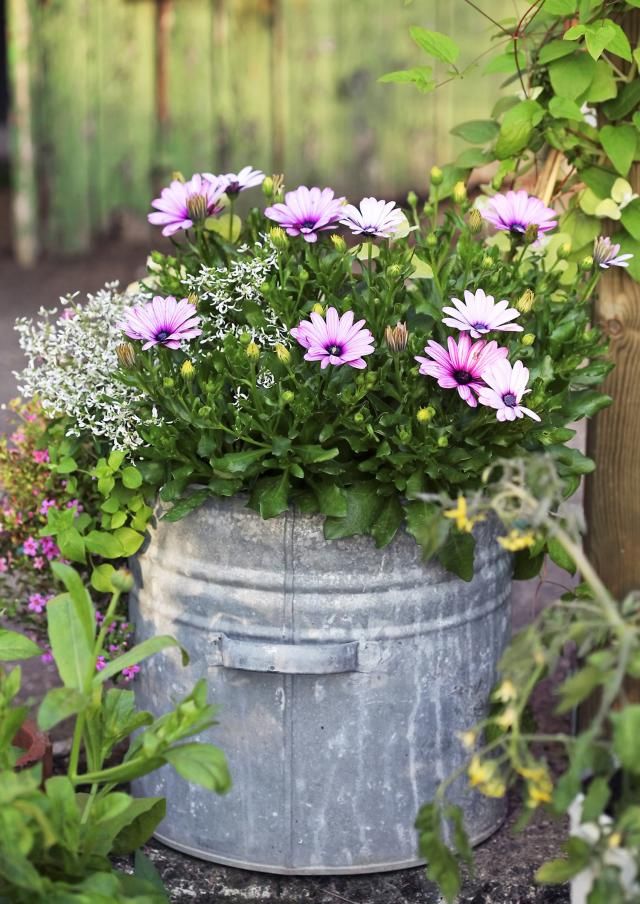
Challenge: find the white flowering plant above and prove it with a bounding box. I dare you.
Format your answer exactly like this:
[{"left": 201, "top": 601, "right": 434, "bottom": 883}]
[{"left": 21, "top": 170, "right": 617, "bottom": 579}]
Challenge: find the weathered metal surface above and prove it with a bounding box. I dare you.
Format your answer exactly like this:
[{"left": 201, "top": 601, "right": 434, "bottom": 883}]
[{"left": 130, "top": 495, "right": 512, "bottom": 875}]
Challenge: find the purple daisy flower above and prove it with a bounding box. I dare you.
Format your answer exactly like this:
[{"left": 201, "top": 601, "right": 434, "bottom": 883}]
[
  {"left": 478, "top": 359, "right": 540, "bottom": 422},
  {"left": 207, "top": 166, "right": 265, "bottom": 197},
  {"left": 148, "top": 173, "right": 225, "bottom": 236},
  {"left": 481, "top": 190, "right": 557, "bottom": 238},
  {"left": 442, "top": 288, "right": 523, "bottom": 339},
  {"left": 122, "top": 296, "right": 202, "bottom": 350},
  {"left": 265, "top": 186, "right": 345, "bottom": 243},
  {"left": 339, "top": 197, "right": 405, "bottom": 238},
  {"left": 593, "top": 236, "right": 634, "bottom": 269},
  {"left": 415, "top": 333, "right": 508, "bottom": 408},
  {"left": 291, "top": 306, "right": 375, "bottom": 369}
]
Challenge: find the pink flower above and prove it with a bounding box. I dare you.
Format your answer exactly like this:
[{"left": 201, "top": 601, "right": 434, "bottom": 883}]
[
  {"left": 593, "top": 236, "right": 634, "bottom": 269},
  {"left": 122, "top": 664, "right": 140, "bottom": 681},
  {"left": 60, "top": 307, "right": 77, "bottom": 320},
  {"left": 96, "top": 656, "right": 107, "bottom": 671},
  {"left": 148, "top": 173, "right": 225, "bottom": 236},
  {"left": 27, "top": 593, "right": 49, "bottom": 614},
  {"left": 22, "top": 537, "right": 39, "bottom": 556},
  {"left": 33, "top": 556, "right": 45, "bottom": 570},
  {"left": 291, "top": 307, "right": 375, "bottom": 369},
  {"left": 41, "top": 537, "right": 60, "bottom": 560},
  {"left": 39, "top": 498, "right": 57, "bottom": 516},
  {"left": 32, "top": 449, "right": 50, "bottom": 464},
  {"left": 478, "top": 359, "right": 541, "bottom": 422},
  {"left": 10, "top": 431, "right": 26, "bottom": 445},
  {"left": 0, "top": 557, "right": 7, "bottom": 573},
  {"left": 265, "top": 186, "right": 345, "bottom": 243},
  {"left": 207, "top": 166, "right": 265, "bottom": 197},
  {"left": 442, "top": 288, "right": 523, "bottom": 339},
  {"left": 41, "top": 650, "right": 53, "bottom": 664},
  {"left": 339, "top": 197, "right": 405, "bottom": 238},
  {"left": 415, "top": 334, "right": 509, "bottom": 408},
  {"left": 481, "top": 190, "right": 557, "bottom": 238},
  {"left": 66, "top": 499, "right": 83, "bottom": 512},
  {"left": 122, "top": 296, "right": 202, "bottom": 351}
]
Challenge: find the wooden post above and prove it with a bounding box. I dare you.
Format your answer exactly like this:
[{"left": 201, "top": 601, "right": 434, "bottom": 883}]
[
  {"left": 6, "top": 0, "right": 38, "bottom": 266},
  {"left": 584, "top": 10, "right": 640, "bottom": 706}
]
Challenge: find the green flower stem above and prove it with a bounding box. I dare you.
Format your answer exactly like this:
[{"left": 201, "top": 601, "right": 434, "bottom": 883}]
[{"left": 228, "top": 198, "right": 235, "bottom": 241}]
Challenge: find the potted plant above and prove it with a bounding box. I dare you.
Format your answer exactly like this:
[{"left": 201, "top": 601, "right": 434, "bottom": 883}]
[{"left": 16, "top": 164, "right": 620, "bottom": 873}]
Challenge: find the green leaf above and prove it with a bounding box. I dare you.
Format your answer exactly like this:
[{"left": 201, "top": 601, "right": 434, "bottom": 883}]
[
  {"left": 603, "top": 79, "right": 640, "bottom": 121},
  {"left": 455, "top": 147, "right": 493, "bottom": 167},
  {"left": 122, "top": 466, "right": 143, "bottom": 489},
  {"left": 47, "top": 592, "right": 94, "bottom": 690},
  {"left": 134, "top": 850, "right": 169, "bottom": 900},
  {"left": 50, "top": 562, "right": 95, "bottom": 649},
  {"left": 212, "top": 449, "right": 268, "bottom": 474},
  {"left": 93, "top": 635, "right": 188, "bottom": 686},
  {"left": 543, "top": 0, "right": 577, "bottom": 12},
  {"left": 611, "top": 705, "right": 640, "bottom": 773},
  {"left": 409, "top": 26, "right": 459, "bottom": 65},
  {"left": 556, "top": 665, "right": 603, "bottom": 713},
  {"left": 584, "top": 20, "right": 618, "bottom": 61},
  {"left": 164, "top": 742, "right": 231, "bottom": 793},
  {"left": 108, "top": 450, "right": 126, "bottom": 470},
  {"left": 323, "top": 482, "right": 383, "bottom": 540},
  {"left": 536, "top": 855, "right": 587, "bottom": 883},
  {"left": 56, "top": 456, "right": 78, "bottom": 474},
  {"left": 38, "top": 687, "right": 87, "bottom": 731},
  {"left": 598, "top": 18, "right": 632, "bottom": 61},
  {"left": 494, "top": 100, "right": 544, "bottom": 159},
  {"left": 513, "top": 549, "right": 544, "bottom": 580},
  {"left": 621, "top": 199, "right": 640, "bottom": 241},
  {"left": 0, "top": 628, "right": 41, "bottom": 661},
  {"left": 583, "top": 59, "right": 617, "bottom": 103},
  {"left": 619, "top": 233, "right": 640, "bottom": 282},
  {"left": 450, "top": 119, "right": 499, "bottom": 144},
  {"left": 371, "top": 495, "right": 404, "bottom": 548},
  {"left": 437, "top": 531, "right": 476, "bottom": 582},
  {"left": 549, "top": 53, "right": 597, "bottom": 99},
  {"left": 565, "top": 390, "right": 611, "bottom": 420},
  {"left": 547, "top": 537, "right": 576, "bottom": 575},
  {"left": 581, "top": 776, "right": 610, "bottom": 822},
  {"left": 113, "top": 526, "right": 145, "bottom": 556},
  {"left": 250, "top": 471, "right": 290, "bottom": 519},
  {"left": 296, "top": 444, "right": 339, "bottom": 464},
  {"left": 205, "top": 213, "right": 242, "bottom": 242},
  {"left": 85, "top": 529, "right": 126, "bottom": 558},
  {"left": 600, "top": 124, "right": 637, "bottom": 176},
  {"left": 162, "top": 488, "right": 210, "bottom": 522},
  {"left": 91, "top": 563, "right": 118, "bottom": 593},
  {"left": 378, "top": 66, "right": 435, "bottom": 93},
  {"left": 539, "top": 39, "right": 577, "bottom": 64},
  {"left": 111, "top": 797, "right": 167, "bottom": 854},
  {"left": 313, "top": 481, "right": 347, "bottom": 518},
  {"left": 405, "top": 500, "right": 449, "bottom": 561},
  {"left": 57, "top": 526, "right": 86, "bottom": 563},
  {"left": 483, "top": 49, "right": 525, "bottom": 74},
  {"left": 548, "top": 96, "right": 584, "bottom": 120}
]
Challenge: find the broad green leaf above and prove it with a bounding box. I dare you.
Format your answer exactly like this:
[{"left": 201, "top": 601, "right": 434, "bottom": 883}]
[
  {"left": 38, "top": 687, "right": 87, "bottom": 730},
  {"left": 113, "top": 526, "right": 145, "bottom": 556},
  {"left": 0, "top": 628, "right": 41, "bottom": 661},
  {"left": 111, "top": 797, "right": 167, "bottom": 854},
  {"left": 85, "top": 529, "right": 126, "bottom": 558},
  {"left": 57, "top": 526, "right": 86, "bottom": 564},
  {"left": 455, "top": 147, "right": 493, "bottom": 167},
  {"left": 108, "top": 450, "right": 126, "bottom": 470},
  {"left": 50, "top": 562, "right": 95, "bottom": 649},
  {"left": 611, "top": 705, "right": 640, "bottom": 773},
  {"left": 323, "top": 482, "right": 383, "bottom": 540},
  {"left": 371, "top": 495, "right": 404, "bottom": 548},
  {"left": 162, "top": 488, "right": 210, "bottom": 522},
  {"left": 410, "top": 256, "right": 434, "bottom": 278},
  {"left": 47, "top": 592, "right": 94, "bottom": 690},
  {"left": 212, "top": 449, "right": 268, "bottom": 474},
  {"left": 92, "top": 635, "right": 188, "bottom": 686},
  {"left": 581, "top": 776, "right": 610, "bottom": 822},
  {"left": 594, "top": 198, "right": 622, "bottom": 219},
  {"left": 584, "top": 20, "right": 618, "bottom": 60},
  {"left": 539, "top": 39, "right": 577, "bottom": 64},
  {"left": 409, "top": 26, "right": 459, "bottom": 65},
  {"left": 205, "top": 213, "right": 242, "bottom": 242},
  {"left": 313, "top": 481, "right": 347, "bottom": 518},
  {"left": 437, "top": 531, "right": 476, "bottom": 582},
  {"left": 602, "top": 78, "right": 640, "bottom": 121},
  {"left": 122, "top": 466, "right": 143, "bottom": 489},
  {"left": 164, "top": 742, "right": 231, "bottom": 793},
  {"left": 513, "top": 549, "right": 544, "bottom": 580},
  {"left": 250, "top": 471, "right": 290, "bottom": 519},
  {"left": 450, "top": 119, "right": 499, "bottom": 144},
  {"left": 547, "top": 537, "right": 576, "bottom": 575},
  {"left": 544, "top": 0, "right": 577, "bottom": 12},
  {"left": 56, "top": 456, "right": 78, "bottom": 474},
  {"left": 564, "top": 390, "right": 612, "bottom": 420},
  {"left": 556, "top": 665, "right": 603, "bottom": 713},
  {"left": 600, "top": 124, "right": 637, "bottom": 176},
  {"left": 581, "top": 166, "right": 617, "bottom": 199},
  {"left": 621, "top": 199, "right": 640, "bottom": 241},
  {"left": 548, "top": 96, "right": 583, "bottom": 120},
  {"left": 404, "top": 500, "right": 449, "bottom": 561},
  {"left": 378, "top": 66, "right": 435, "bottom": 93},
  {"left": 549, "top": 53, "right": 596, "bottom": 100},
  {"left": 596, "top": 18, "right": 632, "bottom": 61},
  {"left": 134, "top": 850, "right": 170, "bottom": 900},
  {"left": 91, "top": 563, "right": 118, "bottom": 593},
  {"left": 483, "top": 49, "right": 525, "bottom": 74},
  {"left": 583, "top": 59, "right": 617, "bottom": 103},
  {"left": 494, "top": 100, "right": 544, "bottom": 159}
]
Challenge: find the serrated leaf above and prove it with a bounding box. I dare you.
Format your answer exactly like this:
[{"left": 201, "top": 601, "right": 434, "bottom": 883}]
[{"left": 409, "top": 26, "right": 459, "bottom": 65}]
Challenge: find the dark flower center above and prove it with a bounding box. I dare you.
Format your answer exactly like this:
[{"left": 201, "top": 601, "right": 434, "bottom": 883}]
[
  {"left": 226, "top": 181, "right": 240, "bottom": 195},
  {"left": 503, "top": 392, "right": 517, "bottom": 407},
  {"left": 454, "top": 369, "right": 473, "bottom": 385},
  {"left": 509, "top": 223, "right": 526, "bottom": 235},
  {"left": 301, "top": 220, "right": 317, "bottom": 230},
  {"left": 472, "top": 321, "right": 489, "bottom": 332},
  {"left": 328, "top": 344, "right": 343, "bottom": 356},
  {"left": 156, "top": 330, "right": 169, "bottom": 341}
]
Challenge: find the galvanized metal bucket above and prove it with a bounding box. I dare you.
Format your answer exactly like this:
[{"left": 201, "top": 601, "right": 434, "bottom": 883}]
[{"left": 130, "top": 495, "right": 511, "bottom": 875}]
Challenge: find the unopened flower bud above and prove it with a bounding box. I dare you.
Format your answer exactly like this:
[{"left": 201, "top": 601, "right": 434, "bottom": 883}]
[
  {"left": 275, "top": 343, "right": 291, "bottom": 363},
  {"left": 239, "top": 332, "right": 252, "bottom": 345},
  {"left": 262, "top": 175, "right": 274, "bottom": 196},
  {"left": 281, "top": 390, "right": 294, "bottom": 404},
  {"left": 365, "top": 372, "right": 377, "bottom": 388},
  {"left": 187, "top": 292, "right": 199, "bottom": 307},
  {"left": 453, "top": 181, "right": 467, "bottom": 204},
  {"left": 521, "top": 333, "right": 535, "bottom": 347},
  {"left": 580, "top": 255, "right": 594, "bottom": 272},
  {"left": 263, "top": 174, "right": 284, "bottom": 201},
  {"left": 481, "top": 254, "right": 493, "bottom": 269},
  {"left": 171, "top": 171, "right": 185, "bottom": 183},
  {"left": 523, "top": 223, "right": 539, "bottom": 245},
  {"left": 246, "top": 341, "right": 260, "bottom": 360},
  {"left": 416, "top": 406, "right": 435, "bottom": 424},
  {"left": 330, "top": 234, "right": 347, "bottom": 253},
  {"left": 269, "top": 226, "right": 289, "bottom": 251},
  {"left": 163, "top": 377, "right": 174, "bottom": 389},
  {"left": 430, "top": 165, "right": 444, "bottom": 186},
  {"left": 557, "top": 241, "right": 572, "bottom": 260},
  {"left": 111, "top": 569, "right": 134, "bottom": 592},
  {"left": 468, "top": 208, "right": 483, "bottom": 234},
  {"left": 516, "top": 289, "right": 535, "bottom": 313},
  {"left": 312, "top": 303, "right": 325, "bottom": 316},
  {"left": 397, "top": 427, "right": 411, "bottom": 443},
  {"left": 437, "top": 435, "right": 449, "bottom": 448},
  {"left": 426, "top": 234, "right": 438, "bottom": 248},
  {"left": 406, "top": 190, "right": 418, "bottom": 208},
  {"left": 385, "top": 322, "right": 408, "bottom": 353},
  {"left": 423, "top": 201, "right": 434, "bottom": 217},
  {"left": 299, "top": 268, "right": 310, "bottom": 283},
  {"left": 387, "top": 263, "right": 402, "bottom": 278},
  {"left": 181, "top": 360, "right": 195, "bottom": 378},
  {"left": 354, "top": 412, "right": 365, "bottom": 424},
  {"left": 116, "top": 342, "right": 136, "bottom": 368},
  {"left": 198, "top": 405, "right": 212, "bottom": 418}
]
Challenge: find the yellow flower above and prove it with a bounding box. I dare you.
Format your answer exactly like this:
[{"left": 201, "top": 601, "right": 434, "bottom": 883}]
[
  {"left": 246, "top": 341, "right": 260, "bottom": 360},
  {"left": 180, "top": 360, "right": 195, "bottom": 379},
  {"left": 498, "top": 529, "right": 536, "bottom": 552},
  {"left": 482, "top": 777, "right": 507, "bottom": 798},
  {"left": 496, "top": 706, "right": 517, "bottom": 729},
  {"left": 416, "top": 406, "right": 435, "bottom": 424},
  {"left": 493, "top": 679, "right": 517, "bottom": 703},
  {"left": 269, "top": 226, "right": 289, "bottom": 251},
  {"left": 444, "top": 496, "right": 484, "bottom": 533},
  {"left": 330, "top": 234, "right": 347, "bottom": 253},
  {"left": 468, "top": 755, "right": 493, "bottom": 788},
  {"left": 519, "top": 763, "right": 553, "bottom": 807},
  {"left": 608, "top": 832, "right": 622, "bottom": 849},
  {"left": 458, "top": 729, "right": 476, "bottom": 750},
  {"left": 312, "top": 303, "right": 325, "bottom": 316},
  {"left": 274, "top": 343, "right": 291, "bottom": 363}
]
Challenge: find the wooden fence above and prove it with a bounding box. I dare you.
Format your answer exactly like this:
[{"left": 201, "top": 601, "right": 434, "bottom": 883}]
[{"left": 7, "top": 0, "right": 511, "bottom": 258}]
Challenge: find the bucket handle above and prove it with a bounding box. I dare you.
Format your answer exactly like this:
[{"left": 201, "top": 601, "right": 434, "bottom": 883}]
[{"left": 211, "top": 633, "right": 359, "bottom": 675}]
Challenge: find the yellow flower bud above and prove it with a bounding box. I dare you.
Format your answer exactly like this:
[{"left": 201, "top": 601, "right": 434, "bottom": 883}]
[
  {"left": 430, "top": 165, "right": 444, "bottom": 186},
  {"left": 116, "top": 343, "right": 136, "bottom": 368},
  {"left": 171, "top": 171, "right": 185, "bottom": 183},
  {"left": 416, "top": 406, "right": 435, "bottom": 424},
  {"left": 281, "top": 390, "right": 294, "bottom": 404},
  {"left": 458, "top": 729, "right": 476, "bottom": 750},
  {"left": 387, "top": 263, "right": 402, "bottom": 278},
  {"left": 453, "top": 181, "right": 467, "bottom": 204},
  {"left": 312, "top": 303, "right": 325, "bottom": 316},
  {"left": 493, "top": 679, "right": 517, "bottom": 703},
  {"left": 187, "top": 292, "right": 199, "bottom": 308},
  {"left": 406, "top": 190, "right": 418, "bottom": 208},
  {"left": 481, "top": 254, "right": 493, "bottom": 269},
  {"left": 269, "top": 226, "right": 289, "bottom": 251},
  {"left": 580, "top": 255, "right": 594, "bottom": 272},
  {"left": 608, "top": 832, "right": 622, "bottom": 849},
  {"left": 496, "top": 706, "right": 517, "bottom": 729},
  {"left": 557, "top": 241, "right": 572, "bottom": 260},
  {"left": 515, "top": 289, "right": 535, "bottom": 313},
  {"left": 468, "top": 208, "right": 483, "bottom": 234},
  {"left": 523, "top": 223, "right": 539, "bottom": 245},
  {"left": 521, "top": 333, "right": 535, "bottom": 347},
  {"left": 330, "top": 234, "right": 347, "bottom": 253},
  {"left": 437, "top": 436, "right": 449, "bottom": 448},
  {"left": 275, "top": 343, "right": 291, "bottom": 363},
  {"left": 246, "top": 341, "right": 260, "bottom": 360},
  {"left": 181, "top": 360, "right": 195, "bottom": 379}
]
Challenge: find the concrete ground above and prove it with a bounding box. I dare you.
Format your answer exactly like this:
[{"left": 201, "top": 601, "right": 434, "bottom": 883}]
[{"left": 1, "top": 241, "right": 575, "bottom": 902}]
